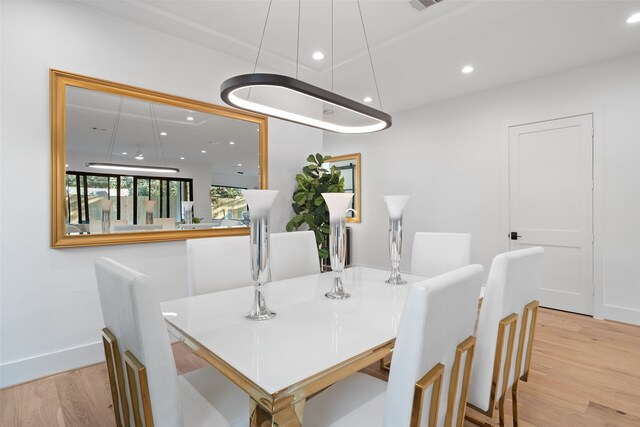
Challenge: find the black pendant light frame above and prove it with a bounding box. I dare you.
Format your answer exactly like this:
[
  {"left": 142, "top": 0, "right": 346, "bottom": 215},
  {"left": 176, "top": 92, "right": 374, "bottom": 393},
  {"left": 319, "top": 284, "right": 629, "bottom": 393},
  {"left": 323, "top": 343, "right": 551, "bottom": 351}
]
[{"left": 220, "top": 73, "right": 392, "bottom": 133}]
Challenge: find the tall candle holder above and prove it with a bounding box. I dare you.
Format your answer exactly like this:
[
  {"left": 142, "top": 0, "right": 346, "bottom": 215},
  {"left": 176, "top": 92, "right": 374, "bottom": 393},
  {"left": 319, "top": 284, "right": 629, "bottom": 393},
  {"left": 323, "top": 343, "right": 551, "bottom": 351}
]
[
  {"left": 322, "top": 193, "right": 354, "bottom": 299},
  {"left": 101, "top": 199, "right": 113, "bottom": 234},
  {"left": 384, "top": 195, "right": 410, "bottom": 285},
  {"left": 143, "top": 200, "right": 156, "bottom": 225},
  {"left": 182, "top": 201, "right": 194, "bottom": 224},
  {"left": 243, "top": 189, "right": 279, "bottom": 320}
]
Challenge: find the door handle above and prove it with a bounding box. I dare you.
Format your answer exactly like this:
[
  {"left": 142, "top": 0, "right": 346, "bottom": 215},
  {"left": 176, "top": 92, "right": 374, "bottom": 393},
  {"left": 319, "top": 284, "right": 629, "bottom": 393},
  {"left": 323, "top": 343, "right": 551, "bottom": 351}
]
[{"left": 510, "top": 232, "right": 522, "bottom": 240}]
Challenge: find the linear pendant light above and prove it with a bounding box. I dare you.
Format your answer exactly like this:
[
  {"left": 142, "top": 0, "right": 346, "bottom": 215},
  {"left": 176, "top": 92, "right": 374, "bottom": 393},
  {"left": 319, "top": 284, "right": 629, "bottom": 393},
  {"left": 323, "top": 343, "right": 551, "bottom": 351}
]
[
  {"left": 221, "top": 74, "right": 391, "bottom": 133},
  {"left": 220, "top": 0, "right": 392, "bottom": 134},
  {"left": 86, "top": 162, "right": 179, "bottom": 174},
  {"left": 86, "top": 101, "right": 180, "bottom": 174}
]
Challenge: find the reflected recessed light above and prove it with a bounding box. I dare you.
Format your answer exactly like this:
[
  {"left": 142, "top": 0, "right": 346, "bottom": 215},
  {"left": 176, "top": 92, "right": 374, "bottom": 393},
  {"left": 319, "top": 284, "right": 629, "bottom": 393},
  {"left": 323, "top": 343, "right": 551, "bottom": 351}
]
[
  {"left": 628, "top": 13, "right": 640, "bottom": 23},
  {"left": 160, "top": 132, "right": 167, "bottom": 136},
  {"left": 229, "top": 141, "right": 235, "bottom": 145},
  {"left": 122, "top": 152, "right": 127, "bottom": 155},
  {"left": 65, "top": 164, "right": 69, "bottom": 168},
  {"left": 461, "top": 65, "right": 474, "bottom": 74},
  {"left": 210, "top": 141, "right": 220, "bottom": 145},
  {"left": 363, "top": 96, "right": 373, "bottom": 103},
  {"left": 238, "top": 163, "right": 242, "bottom": 167},
  {"left": 135, "top": 156, "right": 144, "bottom": 160},
  {"left": 312, "top": 51, "right": 324, "bottom": 61},
  {"left": 201, "top": 150, "right": 206, "bottom": 153},
  {"left": 180, "top": 157, "right": 185, "bottom": 160},
  {"left": 186, "top": 116, "right": 194, "bottom": 121}
]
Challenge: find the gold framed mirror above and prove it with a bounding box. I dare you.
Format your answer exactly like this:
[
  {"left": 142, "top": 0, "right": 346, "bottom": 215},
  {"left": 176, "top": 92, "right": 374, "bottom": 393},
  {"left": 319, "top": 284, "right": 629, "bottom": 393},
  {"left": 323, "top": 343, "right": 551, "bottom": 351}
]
[
  {"left": 51, "top": 70, "right": 268, "bottom": 248},
  {"left": 325, "top": 153, "right": 361, "bottom": 223}
]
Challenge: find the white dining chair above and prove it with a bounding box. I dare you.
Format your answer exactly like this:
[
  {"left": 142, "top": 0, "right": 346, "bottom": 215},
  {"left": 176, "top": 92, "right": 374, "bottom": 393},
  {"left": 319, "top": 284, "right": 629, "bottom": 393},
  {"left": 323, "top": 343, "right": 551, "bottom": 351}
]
[
  {"left": 186, "top": 236, "right": 253, "bottom": 296},
  {"left": 304, "top": 264, "right": 484, "bottom": 427},
  {"left": 269, "top": 231, "right": 320, "bottom": 282},
  {"left": 466, "top": 247, "right": 543, "bottom": 427},
  {"left": 94, "top": 257, "right": 248, "bottom": 427},
  {"left": 154, "top": 217, "right": 177, "bottom": 230},
  {"left": 410, "top": 232, "right": 472, "bottom": 278}
]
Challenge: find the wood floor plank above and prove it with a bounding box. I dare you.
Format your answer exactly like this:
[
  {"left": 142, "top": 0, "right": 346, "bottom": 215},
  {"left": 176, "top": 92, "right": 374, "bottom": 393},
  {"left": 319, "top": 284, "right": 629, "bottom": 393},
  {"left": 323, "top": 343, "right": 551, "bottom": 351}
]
[
  {"left": 0, "top": 376, "right": 64, "bottom": 427},
  {"left": 54, "top": 369, "right": 112, "bottom": 427}
]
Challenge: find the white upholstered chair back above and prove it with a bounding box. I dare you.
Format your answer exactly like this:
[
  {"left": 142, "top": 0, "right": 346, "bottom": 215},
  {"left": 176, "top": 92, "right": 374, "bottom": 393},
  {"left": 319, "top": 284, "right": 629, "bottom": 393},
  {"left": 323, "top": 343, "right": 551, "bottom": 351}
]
[
  {"left": 95, "top": 257, "right": 182, "bottom": 427},
  {"left": 153, "top": 217, "right": 176, "bottom": 230},
  {"left": 186, "top": 236, "right": 253, "bottom": 296},
  {"left": 384, "top": 264, "right": 483, "bottom": 427},
  {"left": 467, "top": 247, "right": 544, "bottom": 412},
  {"left": 411, "top": 232, "right": 472, "bottom": 278},
  {"left": 269, "top": 231, "right": 320, "bottom": 282}
]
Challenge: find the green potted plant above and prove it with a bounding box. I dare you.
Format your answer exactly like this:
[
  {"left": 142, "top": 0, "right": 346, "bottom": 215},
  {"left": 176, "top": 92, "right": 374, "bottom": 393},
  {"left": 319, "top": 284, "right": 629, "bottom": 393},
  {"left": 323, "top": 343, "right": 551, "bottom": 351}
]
[{"left": 286, "top": 153, "right": 345, "bottom": 261}]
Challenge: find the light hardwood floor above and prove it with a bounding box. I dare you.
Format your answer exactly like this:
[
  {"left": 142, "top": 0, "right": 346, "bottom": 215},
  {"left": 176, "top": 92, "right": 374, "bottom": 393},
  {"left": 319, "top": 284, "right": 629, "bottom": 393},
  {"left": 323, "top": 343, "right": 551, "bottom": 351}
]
[{"left": 1, "top": 308, "right": 639, "bottom": 426}]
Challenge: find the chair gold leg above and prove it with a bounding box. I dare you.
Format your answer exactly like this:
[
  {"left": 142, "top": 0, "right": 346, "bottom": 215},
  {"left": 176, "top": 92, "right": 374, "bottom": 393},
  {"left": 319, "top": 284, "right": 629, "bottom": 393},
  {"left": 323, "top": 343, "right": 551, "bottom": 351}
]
[
  {"left": 498, "top": 395, "right": 506, "bottom": 427},
  {"left": 379, "top": 357, "right": 391, "bottom": 373},
  {"left": 512, "top": 383, "right": 519, "bottom": 427}
]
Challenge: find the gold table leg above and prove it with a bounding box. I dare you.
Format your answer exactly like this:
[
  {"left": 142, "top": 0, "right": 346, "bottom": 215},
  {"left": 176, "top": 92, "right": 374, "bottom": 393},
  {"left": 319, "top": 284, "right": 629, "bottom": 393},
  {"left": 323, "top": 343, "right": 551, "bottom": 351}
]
[{"left": 250, "top": 398, "right": 305, "bottom": 427}]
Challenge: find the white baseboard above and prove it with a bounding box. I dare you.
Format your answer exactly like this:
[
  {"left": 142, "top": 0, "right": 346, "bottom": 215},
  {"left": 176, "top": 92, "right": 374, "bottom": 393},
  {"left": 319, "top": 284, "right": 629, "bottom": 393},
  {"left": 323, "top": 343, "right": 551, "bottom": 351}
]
[
  {"left": 0, "top": 341, "right": 104, "bottom": 388},
  {"left": 603, "top": 303, "right": 640, "bottom": 326}
]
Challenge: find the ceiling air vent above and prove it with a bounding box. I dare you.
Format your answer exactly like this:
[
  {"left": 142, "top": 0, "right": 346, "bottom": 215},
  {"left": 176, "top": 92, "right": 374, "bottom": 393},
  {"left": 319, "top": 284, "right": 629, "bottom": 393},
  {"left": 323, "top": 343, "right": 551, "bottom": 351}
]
[{"left": 409, "top": 0, "right": 443, "bottom": 12}]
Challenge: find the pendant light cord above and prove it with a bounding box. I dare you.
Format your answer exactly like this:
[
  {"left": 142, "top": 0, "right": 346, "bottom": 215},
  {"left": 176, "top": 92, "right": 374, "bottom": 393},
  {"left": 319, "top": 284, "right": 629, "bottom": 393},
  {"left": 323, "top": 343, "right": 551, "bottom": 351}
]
[
  {"left": 295, "top": 0, "right": 301, "bottom": 79},
  {"left": 150, "top": 104, "right": 168, "bottom": 166},
  {"left": 107, "top": 99, "right": 124, "bottom": 162},
  {"left": 248, "top": 0, "right": 274, "bottom": 101},
  {"left": 253, "top": 0, "right": 273, "bottom": 74},
  {"left": 331, "top": 0, "right": 334, "bottom": 93},
  {"left": 356, "top": 0, "right": 383, "bottom": 110}
]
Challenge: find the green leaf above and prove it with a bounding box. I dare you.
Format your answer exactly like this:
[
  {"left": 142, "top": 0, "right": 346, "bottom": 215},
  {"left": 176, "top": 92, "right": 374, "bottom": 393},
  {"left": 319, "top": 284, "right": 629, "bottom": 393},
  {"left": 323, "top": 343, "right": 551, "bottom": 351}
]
[
  {"left": 322, "top": 155, "right": 332, "bottom": 163},
  {"left": 314, "top": 196, "right": 324, "bottom": 206},
  {"left": 318, "top": 247, "right": 329, "bottom": 259},
  {"left": 315, "top": 153, "right": 324, "bottom": 164},
  {"left": 307, "top": 154, "right": 317, "bottom": 163},
  {"left": 293, "top": 191, "right": 306, "bottom": 205},
  {"left": 285, "top": 222, "right": 295, "bottom": 232}
]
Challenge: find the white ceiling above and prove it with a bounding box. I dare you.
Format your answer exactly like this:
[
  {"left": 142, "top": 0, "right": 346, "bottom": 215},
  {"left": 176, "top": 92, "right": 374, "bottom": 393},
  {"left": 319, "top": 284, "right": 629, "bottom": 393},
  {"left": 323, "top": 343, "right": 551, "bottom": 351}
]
[
  {"left": 66, "top": 86, "right": 260, "bottom": 175},
  {"left": 79, "top": 0, "right": 640, "bottom": 115}
]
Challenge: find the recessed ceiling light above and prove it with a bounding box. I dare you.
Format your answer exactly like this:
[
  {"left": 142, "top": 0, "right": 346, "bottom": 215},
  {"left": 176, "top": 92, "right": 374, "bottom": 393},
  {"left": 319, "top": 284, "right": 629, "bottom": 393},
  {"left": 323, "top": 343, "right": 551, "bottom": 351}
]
[
  {"left": 187, "top": 116, "right": 194, "bottom": 121},
  {"left": 627, "top": 13, "right": 640, "bottom": 23},
  {"left": 461, "top": 65, "right": 474, "bottom": 74},
  {"left": 238, "top": 163, "right": 242, "bottom": 167},
  {"left": 135, "top": 155, "right": 144, "bottom": 160},
  {"left": 160, "top": 132, "right": 167, "bottom": 136},
  {"left": 180, "top": 157, "right": 185, "bottom": 160},
  {"left": 201, "top": 150, "right": 206, "bottom": 153},
  {"left": 65, "top": 164, "right": 69, "bottom": 168},
  {"left": 363, "top": 96, "right": 373, "bottom": 103},
  {"left": 210, "top": 141, "right": 220, "bottom": 145},
  {"left": 312, "top": 51, "right": 324, "bottom": 61},
  {"left": 122, "top": 152, "right": 127, "bottom": 155},
  {"left": 229, "top": 141, "right": 235, "bottom": 145}
]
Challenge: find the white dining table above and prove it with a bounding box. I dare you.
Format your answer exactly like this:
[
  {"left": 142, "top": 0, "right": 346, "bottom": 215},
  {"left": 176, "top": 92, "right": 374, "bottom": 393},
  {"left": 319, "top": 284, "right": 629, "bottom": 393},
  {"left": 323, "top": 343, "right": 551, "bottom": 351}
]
[{"left": 161, "top": 266, "right": 428, "bottom": 426}]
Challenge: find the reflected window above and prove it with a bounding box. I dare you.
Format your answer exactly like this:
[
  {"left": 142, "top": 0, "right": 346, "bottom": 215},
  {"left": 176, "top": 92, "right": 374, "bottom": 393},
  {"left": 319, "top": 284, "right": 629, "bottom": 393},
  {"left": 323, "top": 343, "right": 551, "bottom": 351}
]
[
  {"left": 211, "top": 186, "right": 247, "bottom": 222},
  {"left": 65, "top": 171, "right": 193, "bottom": 229}
]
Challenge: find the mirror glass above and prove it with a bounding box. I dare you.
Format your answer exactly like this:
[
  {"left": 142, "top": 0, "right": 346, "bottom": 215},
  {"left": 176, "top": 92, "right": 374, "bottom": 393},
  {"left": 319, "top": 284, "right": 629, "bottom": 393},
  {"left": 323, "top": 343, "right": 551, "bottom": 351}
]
[
  {"left": 324, "top": 153, "right": 361, "bottom": 223},
  {"left": 51, "top": 70, "right": 268, "bottom": 247}
]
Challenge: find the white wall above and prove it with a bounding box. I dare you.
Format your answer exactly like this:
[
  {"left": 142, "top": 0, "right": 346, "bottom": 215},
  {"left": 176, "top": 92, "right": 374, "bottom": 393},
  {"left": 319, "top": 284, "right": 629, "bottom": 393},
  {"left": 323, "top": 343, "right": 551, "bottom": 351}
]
[
  {"left": 211, "top": 171, "right": 259, "bottom": 189},
  {"left": 0, "top": 1, "right": 322, "bottom": 387},
  {"left": 325, "top": 53, "right": 640, "bottom": 326}
]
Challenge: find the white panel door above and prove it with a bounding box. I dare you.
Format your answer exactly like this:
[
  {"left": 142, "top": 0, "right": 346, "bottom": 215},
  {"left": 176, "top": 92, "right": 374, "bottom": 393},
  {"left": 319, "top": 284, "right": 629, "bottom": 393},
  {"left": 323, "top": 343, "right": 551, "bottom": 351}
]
[{"left": 509, "top": 115, "right": 593, "bottom": 315}]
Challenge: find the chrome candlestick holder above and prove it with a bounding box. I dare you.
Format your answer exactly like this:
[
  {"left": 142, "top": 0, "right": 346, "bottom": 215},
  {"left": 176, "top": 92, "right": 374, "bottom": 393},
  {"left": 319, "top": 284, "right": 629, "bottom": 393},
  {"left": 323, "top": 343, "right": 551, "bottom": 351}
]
[
  {"left": 322, "top": 193, "right": 354, "bottom": 299},
  {"left": 384, "top": 195, "right": 410, "bottom": 285},
  {"left": 243, "top": 189, "right": 279, "bottom": 320}
]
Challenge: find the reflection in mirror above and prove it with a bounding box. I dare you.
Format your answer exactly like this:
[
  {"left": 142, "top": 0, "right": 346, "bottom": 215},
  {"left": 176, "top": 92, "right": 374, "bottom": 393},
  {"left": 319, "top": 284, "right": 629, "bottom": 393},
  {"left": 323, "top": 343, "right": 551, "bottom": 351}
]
[
  {"left": 324, "top": 153, "right": 361, "bottom": 223},
  {"left": 51, "top": 70, "right": 267, "bottom": 248}
]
